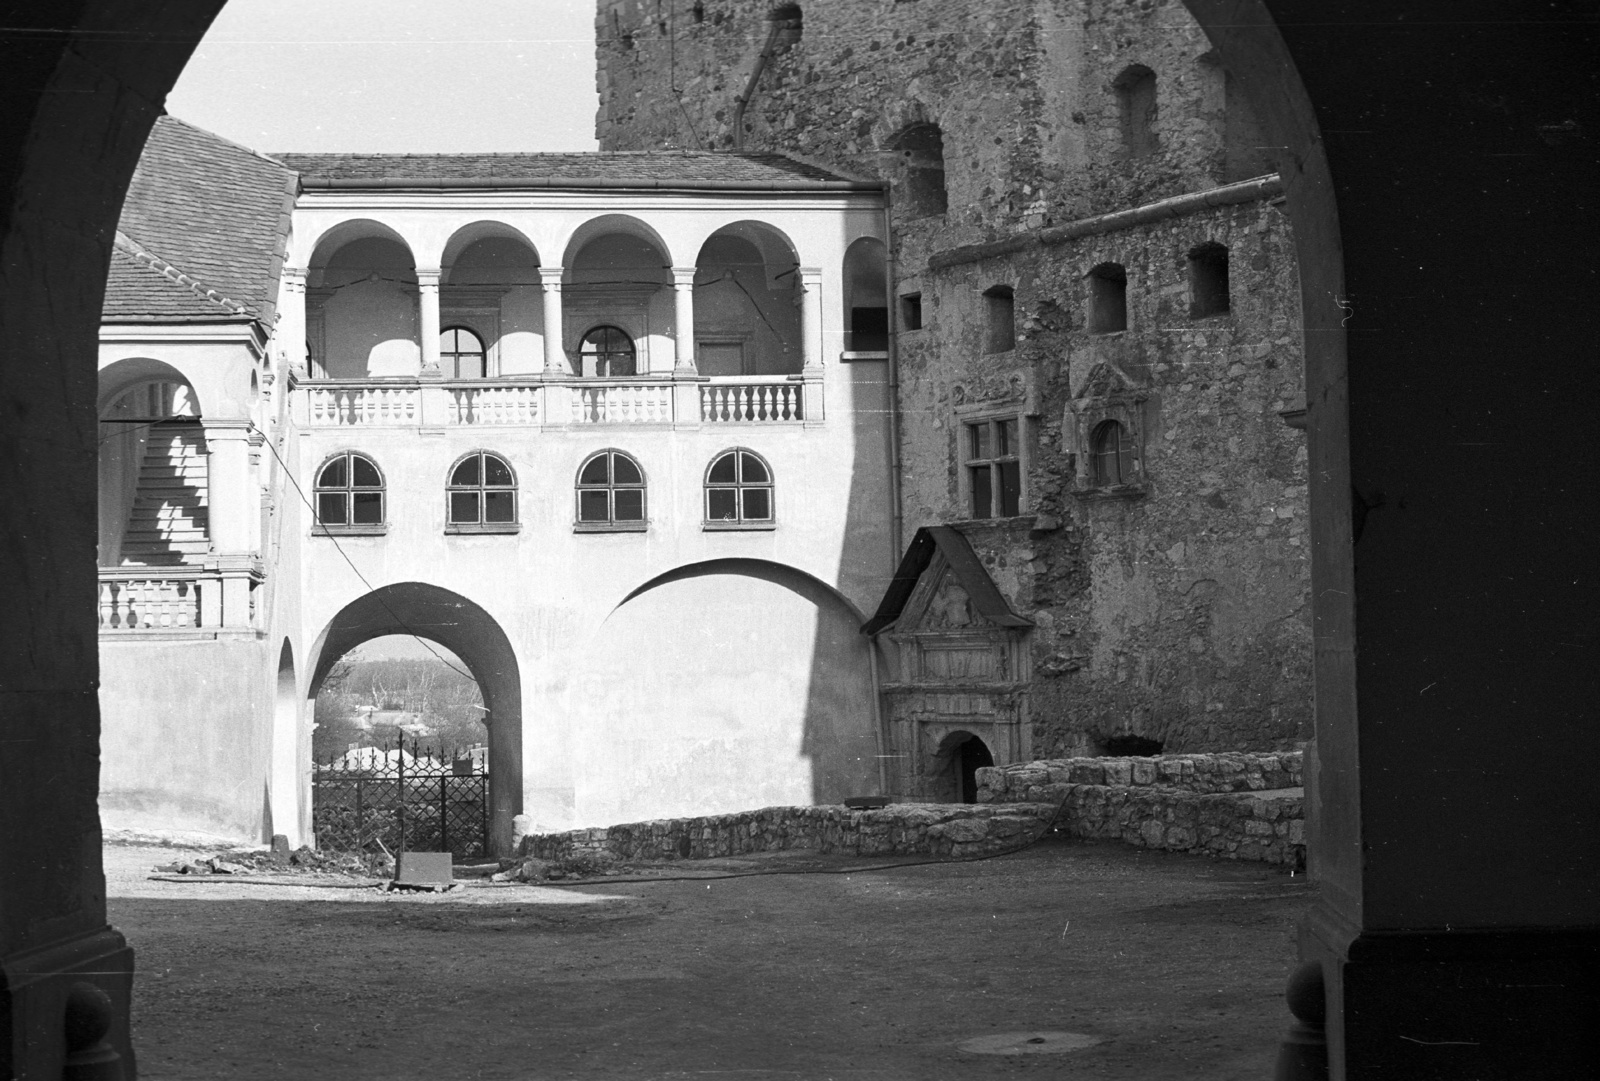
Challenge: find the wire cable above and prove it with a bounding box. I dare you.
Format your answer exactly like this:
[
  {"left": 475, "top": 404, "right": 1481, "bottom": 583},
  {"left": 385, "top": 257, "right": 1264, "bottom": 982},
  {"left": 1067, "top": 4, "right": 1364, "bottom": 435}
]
[{"left": 249, "top": 421, "right": 478, "bottom": 685}]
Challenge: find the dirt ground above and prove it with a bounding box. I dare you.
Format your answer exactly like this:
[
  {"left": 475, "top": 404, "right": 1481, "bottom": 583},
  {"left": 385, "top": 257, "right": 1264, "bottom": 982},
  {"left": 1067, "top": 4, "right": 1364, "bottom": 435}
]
[{"left": 107, "top": 838, "right": 1312, "bottom": 1080}]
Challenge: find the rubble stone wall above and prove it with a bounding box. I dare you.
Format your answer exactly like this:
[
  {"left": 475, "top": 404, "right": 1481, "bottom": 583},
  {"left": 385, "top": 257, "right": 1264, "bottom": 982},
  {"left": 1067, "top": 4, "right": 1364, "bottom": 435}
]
[
  {"left": 598, "top": 0, "right": 1313, "bottom": 759},
  {"left": 917, "top": 192, "right": 1310, "bottom": 756},
  {"left": 977, "top": 751, "right": 1305, "bottom": 865},
  {"left": 977, "top": 750, "right": 1302, "bottom": 801},
  {"left": 521, "top": 803, "right": 1057, "bottom": 862}
]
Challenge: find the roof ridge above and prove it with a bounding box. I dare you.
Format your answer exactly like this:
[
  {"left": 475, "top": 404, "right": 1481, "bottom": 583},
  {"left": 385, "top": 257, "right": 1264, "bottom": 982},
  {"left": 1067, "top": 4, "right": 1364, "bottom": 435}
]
[{"left": 113, "top": 232, "right": 254, "bottom": 317}]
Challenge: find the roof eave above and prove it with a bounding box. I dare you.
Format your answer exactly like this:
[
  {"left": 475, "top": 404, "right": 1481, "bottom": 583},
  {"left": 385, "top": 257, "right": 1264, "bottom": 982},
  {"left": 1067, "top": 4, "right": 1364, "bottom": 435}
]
[{"left": 294, "top": 176, "right": 886, "bottom": 194}]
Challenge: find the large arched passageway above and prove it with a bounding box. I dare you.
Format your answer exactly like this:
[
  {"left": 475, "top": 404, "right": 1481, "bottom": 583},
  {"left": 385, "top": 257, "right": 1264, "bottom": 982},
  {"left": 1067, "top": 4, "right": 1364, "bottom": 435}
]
[
  {"left": 3, "top": 3, "right": 1597, "bottom": 1078},
  {"left": 565, "top": 559, "right": 882, "bottom": 826},
  {"left": 307, "top": 583, "right": 523, "bottom": 856}
]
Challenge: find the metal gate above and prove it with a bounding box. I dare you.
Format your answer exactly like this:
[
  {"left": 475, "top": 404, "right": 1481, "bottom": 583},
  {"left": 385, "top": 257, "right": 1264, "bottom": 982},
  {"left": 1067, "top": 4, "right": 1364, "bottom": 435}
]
[{"left": 312, "top": 740, "right": 489, "bottom": 858}]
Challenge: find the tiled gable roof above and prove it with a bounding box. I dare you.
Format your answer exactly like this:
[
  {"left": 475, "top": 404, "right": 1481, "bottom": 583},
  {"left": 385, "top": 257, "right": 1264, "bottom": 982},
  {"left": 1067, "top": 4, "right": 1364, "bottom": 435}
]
[
  {"left": 105, "top": 115, "right": 295, "bottom": 324},
  {"left": 104, "top": 240, "right": 253, "bottom": 320},
  {"left": 274, "top": 150, "right": 870, "bottom": 189}
]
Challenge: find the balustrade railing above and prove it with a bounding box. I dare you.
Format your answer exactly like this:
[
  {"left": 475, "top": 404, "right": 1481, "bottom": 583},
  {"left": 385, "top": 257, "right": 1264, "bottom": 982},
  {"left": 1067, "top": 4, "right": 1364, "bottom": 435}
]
[
  {"left": 98, "top": 567, "right": 259, "bottom": 632},
  {"left": 307, "top": 383, "right": 419, "bottom": 426},
  {"left": 571, "top": 381, "right": 674, "bottom": 424},
  {"left": 98, "top": 572, "right": 202, "bottom": 630},
  {"left": 297, "top": 375, "right": 816, "bottom": 427},
  {"left": 701, "top": 378, "right": 804, "bottom": 423},
  {"left": 447, "top": 384, "right": 540, "bottom": 425}
]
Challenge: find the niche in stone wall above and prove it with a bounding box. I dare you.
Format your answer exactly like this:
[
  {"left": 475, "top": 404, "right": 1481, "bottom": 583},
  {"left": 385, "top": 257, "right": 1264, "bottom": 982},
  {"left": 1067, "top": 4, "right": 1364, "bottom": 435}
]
[
  {"left": 1067, "top": 362, "right": 1152, "bottom": 498},
  {"left": 888, "top": 122, "right": 948, "bottom": 218}
]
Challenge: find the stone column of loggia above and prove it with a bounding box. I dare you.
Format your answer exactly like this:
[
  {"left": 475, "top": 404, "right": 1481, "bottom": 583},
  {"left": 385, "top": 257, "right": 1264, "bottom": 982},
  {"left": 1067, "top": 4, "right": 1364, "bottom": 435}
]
[
  {"left": 799, "top": 266, "right": 825, "bottom": 422},
  {"left": 671, "top": 267, "right": 698, "bottom": 372},
  {"left": 669, "top": 267, "right": 702, "bottom": 424},
  {"left": 417, "top": 268, "right": 442, "bottom": 376},
  {"left": 540, "top": 267, "right": 568, "bottom": 374},
  {"left": 202, "top": 419, "right": 255, "bottom": 627}
]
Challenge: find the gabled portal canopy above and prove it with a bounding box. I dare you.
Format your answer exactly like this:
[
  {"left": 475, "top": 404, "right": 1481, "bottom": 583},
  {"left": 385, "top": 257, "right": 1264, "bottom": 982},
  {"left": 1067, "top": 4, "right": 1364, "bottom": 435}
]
[{"left": 862, "top": 527, "right": 1032, "bottom": 636}]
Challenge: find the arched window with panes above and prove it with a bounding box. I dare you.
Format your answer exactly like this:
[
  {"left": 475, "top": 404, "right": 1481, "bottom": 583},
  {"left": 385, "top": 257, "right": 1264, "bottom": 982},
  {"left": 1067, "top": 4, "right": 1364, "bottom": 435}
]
[
  {"left": 314, "top": 452, "right": 385, "bottom": 532},
  {"left": 704, "top": 449, "right": 774, "bottom": 529},
  {"left": 579, "top": 325, "right": 636, "bottom": 377},
  {"left": 446, "top": 451, "right": 517, "bottom": 532},
  {"left": 440, "top": 326, "right": 486, "bottom": 379},
  {"left": 1090, "top": 420, "right": 1138, "bottom": 487},
  {"left": 575, "top": 449, "right": 647, "bottom": 531}
]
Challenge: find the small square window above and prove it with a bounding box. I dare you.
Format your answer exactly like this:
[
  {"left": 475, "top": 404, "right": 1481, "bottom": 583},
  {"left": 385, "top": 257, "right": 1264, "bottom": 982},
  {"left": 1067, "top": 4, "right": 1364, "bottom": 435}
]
[
  {"left": 1088, "top": 263, "right": 1128, "bottom": 334},
  {"left": 983, "top": 286, "right": 1015, "bottom": 353},
  {"left": 1188, "top": 243, "right": 1230, "bottom": 318},
  {"left": 900, "top": 293, "right": 923, "bottom": 331}
]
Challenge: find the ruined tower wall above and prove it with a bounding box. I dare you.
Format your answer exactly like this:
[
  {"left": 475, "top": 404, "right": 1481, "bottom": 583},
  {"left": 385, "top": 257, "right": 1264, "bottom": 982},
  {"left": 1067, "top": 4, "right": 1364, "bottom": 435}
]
[{"left": 596, "top": 0, "right": 1309, "bottom": 758}]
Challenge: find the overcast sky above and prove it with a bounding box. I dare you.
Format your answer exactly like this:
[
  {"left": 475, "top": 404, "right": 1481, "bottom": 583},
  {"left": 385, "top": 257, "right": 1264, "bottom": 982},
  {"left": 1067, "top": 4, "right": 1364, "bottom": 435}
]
[{"left": 167, "top": 0, "right": 600, "bottom": 154}]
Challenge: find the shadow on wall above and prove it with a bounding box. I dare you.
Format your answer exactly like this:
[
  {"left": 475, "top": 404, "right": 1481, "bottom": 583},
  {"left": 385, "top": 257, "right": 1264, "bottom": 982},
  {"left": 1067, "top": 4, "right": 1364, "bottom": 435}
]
[{"left": 566, "top": 559, "right": 879, "bottom": 826}]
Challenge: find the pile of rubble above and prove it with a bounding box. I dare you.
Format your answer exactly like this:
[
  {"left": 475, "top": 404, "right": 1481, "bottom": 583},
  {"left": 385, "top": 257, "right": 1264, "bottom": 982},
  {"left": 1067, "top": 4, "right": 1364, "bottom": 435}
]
[{"left": 153, "top": 845, "right": 392, "bottom": 878}]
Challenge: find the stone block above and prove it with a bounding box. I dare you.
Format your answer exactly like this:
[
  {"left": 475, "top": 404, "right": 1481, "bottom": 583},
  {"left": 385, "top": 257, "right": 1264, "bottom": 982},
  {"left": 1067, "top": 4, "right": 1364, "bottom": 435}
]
[
  {"left": 1102, "top": 760, "right": 1132, "bottom": 786},
  {"left": 929, "top": 818, "right": 992, "bottom": 844},
  {"left": 1068, "top": 760, "right": 1105, "bottom": 784},
  {"left": 1131, "top": 760, "right": 1157, "bottom": 785}
]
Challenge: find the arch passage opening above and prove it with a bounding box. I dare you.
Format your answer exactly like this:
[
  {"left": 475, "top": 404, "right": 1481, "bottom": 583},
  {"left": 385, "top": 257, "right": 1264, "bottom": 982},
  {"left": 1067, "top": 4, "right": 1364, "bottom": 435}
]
[
  {"left": 933, "top": 731, "right": 995, "bottom": 804},
  {"left": 308, "top": 583, "right": 522, "bottom": 857},
  {"left": 312, "top": 635, "right": 492, "bottom": 859}
]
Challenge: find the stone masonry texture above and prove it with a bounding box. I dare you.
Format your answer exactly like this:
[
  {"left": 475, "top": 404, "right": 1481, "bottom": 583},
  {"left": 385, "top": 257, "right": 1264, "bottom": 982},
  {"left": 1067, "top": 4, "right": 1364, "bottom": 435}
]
[
  {"left": 521, "top": 803, "right": 1059, "bottom": 863},
  {"left": 597, "top": 0, "right": 1310, "bottom": 758},
  {"left": 978, "top": 751, "right": 1305, "bottom": 865}
]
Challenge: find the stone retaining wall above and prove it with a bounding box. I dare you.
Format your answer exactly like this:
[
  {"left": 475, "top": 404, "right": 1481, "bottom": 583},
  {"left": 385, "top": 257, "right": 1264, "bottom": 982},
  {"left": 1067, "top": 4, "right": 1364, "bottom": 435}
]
[
  {"left": 977, "top": 751, "right": 1302, "bottom": 803},
  {"left": 520, "top": 803, "right": 1057, "bottom": 863},
  {"left": 976, "top": 752, "right": 1305, "bottom": 866}
]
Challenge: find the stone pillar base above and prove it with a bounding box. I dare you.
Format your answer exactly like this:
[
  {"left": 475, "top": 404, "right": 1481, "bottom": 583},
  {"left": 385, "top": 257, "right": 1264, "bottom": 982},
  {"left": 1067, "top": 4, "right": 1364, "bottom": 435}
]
[
  {"left": 2, "top": 927, "right": 135, "bottom": 1079},
  {"left": 1300, "top": 904, "right": 1600, "bottom": 1078}
]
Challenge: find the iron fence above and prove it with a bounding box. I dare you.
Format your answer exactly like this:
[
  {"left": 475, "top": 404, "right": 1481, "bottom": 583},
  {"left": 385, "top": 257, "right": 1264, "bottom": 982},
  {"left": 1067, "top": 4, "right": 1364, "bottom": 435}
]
[{"left": 312, "top": 739, "right": 489, "bottom": 859}]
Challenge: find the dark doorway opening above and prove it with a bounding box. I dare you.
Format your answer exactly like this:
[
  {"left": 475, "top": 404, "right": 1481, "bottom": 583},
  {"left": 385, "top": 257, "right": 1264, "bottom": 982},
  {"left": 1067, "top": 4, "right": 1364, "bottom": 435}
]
[
  {"left": 957, "top": 737, "right": 995, "bottom": 803},
  {"left": 932, "top": 731, "right": 995, "bottom": 803}
]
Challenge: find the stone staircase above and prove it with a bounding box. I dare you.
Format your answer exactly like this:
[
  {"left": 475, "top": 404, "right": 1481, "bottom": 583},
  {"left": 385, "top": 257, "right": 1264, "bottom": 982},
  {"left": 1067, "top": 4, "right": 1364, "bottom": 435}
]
[{"left": 120, "top": 423, "right": 209, "bottom": 566}]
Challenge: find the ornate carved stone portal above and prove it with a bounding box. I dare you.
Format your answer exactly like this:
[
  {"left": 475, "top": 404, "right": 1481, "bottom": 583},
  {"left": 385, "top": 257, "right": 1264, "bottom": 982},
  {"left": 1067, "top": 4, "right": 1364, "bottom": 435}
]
[{"left": 864, "top": 527, "right": 1032, "bottom": 801}]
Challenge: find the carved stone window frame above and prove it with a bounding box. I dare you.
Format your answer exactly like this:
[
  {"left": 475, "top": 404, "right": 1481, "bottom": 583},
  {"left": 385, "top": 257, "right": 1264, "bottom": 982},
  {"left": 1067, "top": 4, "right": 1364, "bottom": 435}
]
[
  {"left": 952, "top": 374, "right": 1040, "bottom": 522},
  {"left": 1068, "top": 392, "right": 1151, "bottom": 500}
]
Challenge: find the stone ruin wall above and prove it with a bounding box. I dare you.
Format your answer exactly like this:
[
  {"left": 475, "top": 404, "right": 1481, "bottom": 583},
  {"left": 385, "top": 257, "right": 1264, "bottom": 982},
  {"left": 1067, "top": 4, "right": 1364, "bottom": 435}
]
[
  {"left": 918, "top": 195, "right": 1310, "bottom": 755},
  {"left": 596, "top": 0, "right": 1309, "bottom": 756},
  {"left": 515, "top": 751, "right": 1303, "bottom": 869},
  {"left": 521, "top": 803, "right": 1058, "bottom": 863},
  {"left": 978, "top": 751, "right": 1305, "bottom": 866}
]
